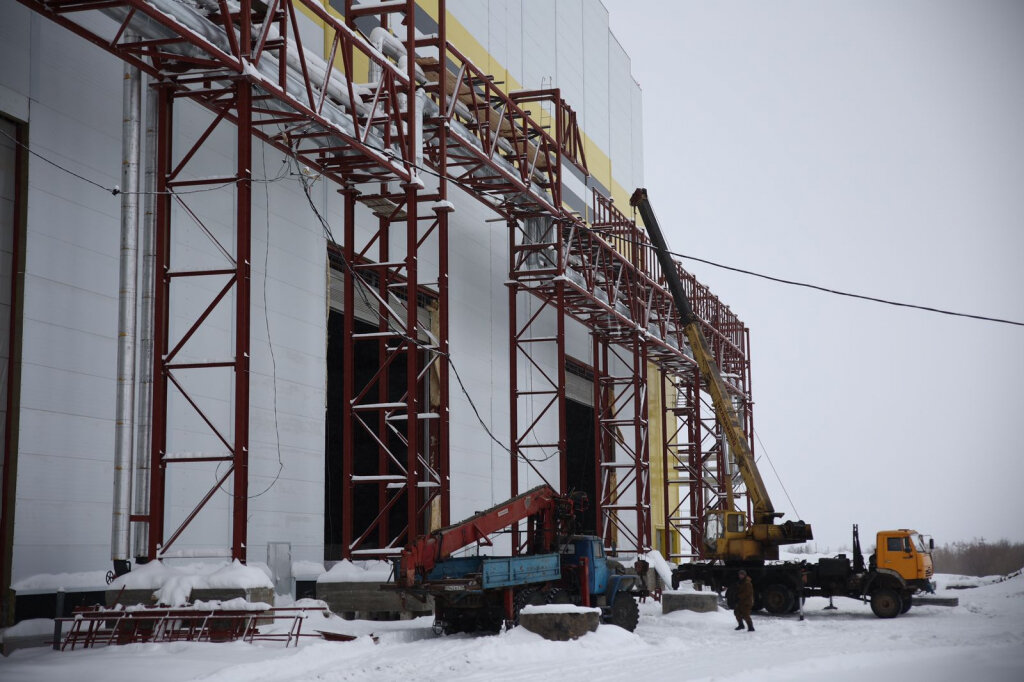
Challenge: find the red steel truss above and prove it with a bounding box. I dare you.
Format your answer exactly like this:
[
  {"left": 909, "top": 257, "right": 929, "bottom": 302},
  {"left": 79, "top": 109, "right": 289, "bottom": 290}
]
[{"left": 18, "top": 0, "right": 755, "bottom": 562}]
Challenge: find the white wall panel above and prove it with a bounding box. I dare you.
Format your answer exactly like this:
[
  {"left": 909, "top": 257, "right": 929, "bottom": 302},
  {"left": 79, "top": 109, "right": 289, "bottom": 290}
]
[
  {"left": 555, "top": 0, "right": 585, "bottom": 118},
  {"left": 4, "top": 0, "right": 645, "bottom": 579},
  {"left": 582, "top": 2, "right": 610, "bottom": 160},
  {"left": 449, "top": 0, "right": 488, "bottom": 41},
  {"left": 0, "top": 2, "right": 32, "bottom": 119},
  {"left": 609, "top": 36, "right": 632, "bottom": 190},
  {"left": 521, "top": 0, "right": 556, "bottom": 90},
  {"left": 632, "top": 80, "right": 644, "bottom": 187}
]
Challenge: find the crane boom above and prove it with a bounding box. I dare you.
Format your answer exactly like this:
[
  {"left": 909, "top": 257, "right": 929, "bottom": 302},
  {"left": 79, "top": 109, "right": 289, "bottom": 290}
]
[
  {"left": 629, "top": 188, "right": 777, "bottom": 525},
  {"left": 397, "top": 484, "right": 572, "bottom": 586}
]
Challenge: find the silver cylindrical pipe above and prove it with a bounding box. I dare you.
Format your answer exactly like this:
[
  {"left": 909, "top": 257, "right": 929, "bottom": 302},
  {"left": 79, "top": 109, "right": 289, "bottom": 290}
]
[
  {"left": 132, "top": 79, "right": 158, "bottom": 559},
  {"left": 112, "top": 33, "right": 141, "bottom": 562}
]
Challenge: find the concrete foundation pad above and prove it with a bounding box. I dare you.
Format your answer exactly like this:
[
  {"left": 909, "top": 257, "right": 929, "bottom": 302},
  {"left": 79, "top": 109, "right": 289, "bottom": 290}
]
[
  {"left": 662, "top": 592, "right": 718, "bottom": 614},
  {"left": 519, "top": 610, "right": 599, "bottom": 641},
  {"left": 316, "top": 582, "right": 432, "bottom": 620},
  {"left": 914, "top": 596, "right": 959, "bottom": 607}
]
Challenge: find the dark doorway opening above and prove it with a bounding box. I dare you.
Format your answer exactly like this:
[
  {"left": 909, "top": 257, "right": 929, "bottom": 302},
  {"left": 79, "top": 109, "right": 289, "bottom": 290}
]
[
  {"left": 565, "top": 398, "right": 597, "bottom": 536},
  {"left": 325, "top": 310, "right": 415, "bottom": 560}
]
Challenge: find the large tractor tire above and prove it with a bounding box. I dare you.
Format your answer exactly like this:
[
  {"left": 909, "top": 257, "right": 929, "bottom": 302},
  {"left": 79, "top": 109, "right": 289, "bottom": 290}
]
[
  {"left": 870, "top": 588, "right": 903, "bottom": 618},
  {"left": 761, "top": 584, "right": 795, "bottom": 615},
  {"left": 606, "top": 592, "right": 640, "bottom": 632},
  {"left": 900, "top": 594, "right": 913, "bottom": 614}
]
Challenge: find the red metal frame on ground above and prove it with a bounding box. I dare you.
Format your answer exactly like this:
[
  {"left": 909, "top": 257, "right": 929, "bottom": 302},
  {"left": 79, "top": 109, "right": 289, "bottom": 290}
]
[{"left": 56, "top": 604, "right": 324, "bottom": 649}]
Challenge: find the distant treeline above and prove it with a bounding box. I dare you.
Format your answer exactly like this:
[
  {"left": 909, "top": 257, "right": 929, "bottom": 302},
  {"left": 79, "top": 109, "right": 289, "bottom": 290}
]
[{"left": 932, "top": 539, "right": 1024, "bottom": 577}]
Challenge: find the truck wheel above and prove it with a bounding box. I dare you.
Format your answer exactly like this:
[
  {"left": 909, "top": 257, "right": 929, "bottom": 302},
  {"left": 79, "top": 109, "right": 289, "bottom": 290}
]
[
  {"left": 761, "top": 584, "right": 795, "bottom": 615},
  {"left": 546, "top": 588, "right": 574, "bottom": 605},
  {"left": 900, "top": 595, "right": 912, "bottom": 614},
  {"left": 870, "top": 588, "right": 903, "bottom": 618},
  {"left": 606, "top": 592, "right": 640, "bottom": 632},
  {"left": 513, "top": 588, "right": 548, "bottom": 624}
]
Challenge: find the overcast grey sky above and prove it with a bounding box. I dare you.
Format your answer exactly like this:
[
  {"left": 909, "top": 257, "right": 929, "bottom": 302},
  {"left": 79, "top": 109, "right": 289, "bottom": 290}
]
[{"left": 601, "top": 0, "right": 1024, "bottom": 549}]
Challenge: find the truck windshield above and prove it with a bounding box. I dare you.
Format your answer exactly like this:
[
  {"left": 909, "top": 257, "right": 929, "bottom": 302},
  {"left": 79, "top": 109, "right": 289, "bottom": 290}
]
[
  {"left": 705, "top": 514, "right": 723, "bottom": 547},
  {"left": 912, "top": 535, "right": 927, "bottom": 553}
]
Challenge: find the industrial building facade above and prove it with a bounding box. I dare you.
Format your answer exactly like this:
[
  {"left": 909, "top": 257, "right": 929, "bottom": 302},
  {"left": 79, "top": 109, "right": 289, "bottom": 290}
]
[{"left": 0, "top": 0, "right": 754, "bottom": 622}]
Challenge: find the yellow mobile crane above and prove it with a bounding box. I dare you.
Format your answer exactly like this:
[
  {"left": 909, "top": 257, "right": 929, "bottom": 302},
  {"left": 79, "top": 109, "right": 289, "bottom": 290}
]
[
  {"left": 630, "top": 189, "right": 938, "bottom": 618},
  {"left": 630, "top": 188, "right": 812, "bottom": 562}
]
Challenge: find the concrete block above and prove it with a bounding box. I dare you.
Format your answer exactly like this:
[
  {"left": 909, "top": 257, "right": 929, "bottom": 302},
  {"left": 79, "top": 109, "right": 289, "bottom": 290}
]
[
  {"left": 662, "top": 592, "right": 718, "bottom": 614},
  {"left": 519, "top": 610, "right": 599, "bottom": 641},
  {"left": 105, "top": 587, "right": 274, "bottom": 608},
  {"left": 316, "top": 582, "right": 432, "bottom": 620},
  {"left": 106, "top": 589, "right": 154, "bottom": 608}
]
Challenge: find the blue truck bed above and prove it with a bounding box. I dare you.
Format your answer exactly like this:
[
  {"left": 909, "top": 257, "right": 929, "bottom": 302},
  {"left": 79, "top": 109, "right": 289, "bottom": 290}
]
[{"left": 424, "top": 553, "right": 561, "bottom": 590}]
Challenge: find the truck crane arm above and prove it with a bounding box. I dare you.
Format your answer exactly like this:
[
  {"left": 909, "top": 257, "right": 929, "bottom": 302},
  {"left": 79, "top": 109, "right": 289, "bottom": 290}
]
[
  {"left": 630, "top": 188, "right": 777, "bottom": 525},
  {"left": 397, "top": 484, "right": 573, "bottom": 587}
]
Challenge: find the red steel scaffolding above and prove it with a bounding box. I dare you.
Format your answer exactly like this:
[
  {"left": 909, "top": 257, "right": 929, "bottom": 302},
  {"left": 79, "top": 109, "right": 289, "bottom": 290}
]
[{"left": 16, "top": 0, "right": 754, "bottom": 563}]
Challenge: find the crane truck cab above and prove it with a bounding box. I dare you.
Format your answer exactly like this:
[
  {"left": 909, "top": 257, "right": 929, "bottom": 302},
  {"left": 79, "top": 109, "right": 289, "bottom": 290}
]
[
  {"left": 869, "top": 529, "right": 935, "bottom": 591},
  {"left": 857, "top": 525, "right": 936, "bottom": 617},
  {"left": 704, "top": 509, "right": 813, "bottom": 562}
]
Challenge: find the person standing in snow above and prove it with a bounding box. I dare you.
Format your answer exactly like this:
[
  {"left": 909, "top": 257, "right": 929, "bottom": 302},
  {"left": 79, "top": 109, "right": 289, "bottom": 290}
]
[{"left": 733, "top": 570, "right": 755, "bottom": 631}]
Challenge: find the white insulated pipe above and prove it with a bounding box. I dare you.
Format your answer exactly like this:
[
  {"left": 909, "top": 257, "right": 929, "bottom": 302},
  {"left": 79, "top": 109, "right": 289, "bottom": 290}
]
[
  {"left": 111, "top": 33, "right": 142, "bottom": 563},
  {"left": 132, "top": 81, "right": 158, "bottom": 560}
]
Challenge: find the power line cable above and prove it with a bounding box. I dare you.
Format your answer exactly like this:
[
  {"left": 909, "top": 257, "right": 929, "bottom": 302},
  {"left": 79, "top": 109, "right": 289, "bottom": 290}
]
[
  {"left": 248, "top": 142, "right": 285, "bottom": 499},
  {"left": 672, "top": 249, "right": 1024, "bottom": 328},
  {"left": 589, "top": 219, "right": 1024, "bottom": 328},
  {"left": 752, "top": 428, "right": 801, "bottom": 521},
  {"left": 0, "top": 128, "right": 290, "bottom": 196}
]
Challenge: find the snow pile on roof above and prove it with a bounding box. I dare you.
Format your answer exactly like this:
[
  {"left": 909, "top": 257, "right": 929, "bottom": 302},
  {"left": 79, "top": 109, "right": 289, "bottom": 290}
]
[
  {"left": 108, "top": 560, "right": 273, "bottom": 607},
  {"left": 191, "top": 597, "right": 271, "bottom": 611},
  {"left": 10, "top": 570, "right": 109, "bottom": 593},
  {"left": 292, "top": 561, "right": 326, "bottom": 579},
  {"left": 318, "top": 559, "right": 393, "bottom": 583}
]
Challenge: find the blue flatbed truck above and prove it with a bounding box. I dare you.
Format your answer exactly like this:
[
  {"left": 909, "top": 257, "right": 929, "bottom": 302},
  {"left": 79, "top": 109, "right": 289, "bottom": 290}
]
[{"left": 391, "top": 486, "right": 640, "bottom": 634}]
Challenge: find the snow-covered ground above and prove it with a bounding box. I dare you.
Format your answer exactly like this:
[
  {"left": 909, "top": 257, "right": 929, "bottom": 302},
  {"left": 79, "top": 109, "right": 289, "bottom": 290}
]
[{"left": 1, "top": 571, "right": 1021, "bottom": 682}]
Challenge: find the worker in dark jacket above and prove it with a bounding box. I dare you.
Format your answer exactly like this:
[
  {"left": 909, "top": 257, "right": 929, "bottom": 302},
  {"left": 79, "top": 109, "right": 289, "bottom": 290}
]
[{"left": 733, "top": 570, "right": 755, "bottom": 631}]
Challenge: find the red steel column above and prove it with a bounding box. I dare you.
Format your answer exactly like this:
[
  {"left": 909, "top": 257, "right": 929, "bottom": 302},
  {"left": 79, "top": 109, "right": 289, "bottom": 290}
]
[
  {"left": 232, "top": 77, "right": 253, "bottom": 562},
  {"left": 148, "top": 84, "right": 172, "bottom": 559},
  {"left": 659, "top": 372, "right": 672, "bottom": 558},
  {"left": 507, "top": 277, "right": 519, "bottom": 552},
  {"left": 633, "top": 336, "right": 650, "bottom": 551},
  {"left": 404, "top": 181, "right": 421, "bottom": 542},
  {"left": 436, "top": 207, "right": 450, "bottom": 527},
  {"left": 341, "top": 188, "right": 357, "bottom": 556},
  {"left": 436, "top": 0, "right": 450, "bottom": 529},
  {"left": 555, "top": 279, "right": 567, "bottom": 494}
]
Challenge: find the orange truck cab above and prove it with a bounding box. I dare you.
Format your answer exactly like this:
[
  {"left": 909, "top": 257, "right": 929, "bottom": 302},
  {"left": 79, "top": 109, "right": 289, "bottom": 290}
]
[{"left": 872, "top": 529, "right": 935, "bottom": 586}]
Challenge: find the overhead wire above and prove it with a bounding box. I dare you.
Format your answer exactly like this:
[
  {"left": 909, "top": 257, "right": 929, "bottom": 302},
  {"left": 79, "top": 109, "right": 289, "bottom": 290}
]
[
  {"left": 247, "top": 142, "right": 285, "bottom": 499},
  {"left": 752, "top": 428, "right": 801, "bottom": 521},
  {"left": 588, "top": 220, "right": 1024, "bottom": 328}
]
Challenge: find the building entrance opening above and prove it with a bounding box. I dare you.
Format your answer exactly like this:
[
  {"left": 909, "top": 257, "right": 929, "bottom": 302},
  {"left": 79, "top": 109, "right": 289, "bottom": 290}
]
[
  {"left": 324, "top": 310, "right": 412, "bottom": 560},
  {"left": 566, "top": 398, "right": 597, "bottom": 536}
]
